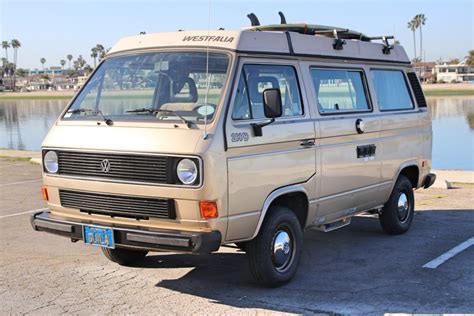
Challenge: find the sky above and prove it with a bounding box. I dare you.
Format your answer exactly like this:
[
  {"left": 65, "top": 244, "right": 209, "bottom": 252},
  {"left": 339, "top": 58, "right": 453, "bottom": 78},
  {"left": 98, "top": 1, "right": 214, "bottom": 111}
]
[{"left": 0, "top": 0, "right": 473, "bottom": 69}]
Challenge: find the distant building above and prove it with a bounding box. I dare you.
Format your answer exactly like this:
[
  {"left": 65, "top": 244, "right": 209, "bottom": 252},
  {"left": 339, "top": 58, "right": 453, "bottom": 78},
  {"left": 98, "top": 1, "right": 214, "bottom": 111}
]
[
  {"left": 434, "top": 62, "right": 474, "bottom": 83},
  {"left": 413, "top": 62, "right": 436, "bottom": 83}
]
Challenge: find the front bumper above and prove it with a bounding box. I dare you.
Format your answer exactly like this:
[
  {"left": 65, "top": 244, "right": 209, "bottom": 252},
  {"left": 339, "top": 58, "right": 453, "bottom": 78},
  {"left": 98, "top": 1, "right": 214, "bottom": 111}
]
[{"left": 31, "top": 211, "right": 221, "bottom": 253}]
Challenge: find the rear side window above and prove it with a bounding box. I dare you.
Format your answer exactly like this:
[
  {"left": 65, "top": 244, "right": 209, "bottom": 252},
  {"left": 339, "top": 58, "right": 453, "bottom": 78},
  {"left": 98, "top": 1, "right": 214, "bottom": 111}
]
[
  {"left": 310, "top": 68, "right": 370, "bottom": 114},
  {"left": 232, "top": 65, "right": 303, "bottom": 120},
  {"left": 371, "top": 70, "right": 414, "bottom": 111}
]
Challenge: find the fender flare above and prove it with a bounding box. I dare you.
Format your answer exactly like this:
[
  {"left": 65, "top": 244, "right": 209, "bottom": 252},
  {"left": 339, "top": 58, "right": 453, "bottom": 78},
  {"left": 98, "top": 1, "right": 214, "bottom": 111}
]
[
  {"left": 391, "top": 160, "right": 421, "bottom": 192},
  {"left": 250, "top": 184, "right": 309, "bottom": 239}
]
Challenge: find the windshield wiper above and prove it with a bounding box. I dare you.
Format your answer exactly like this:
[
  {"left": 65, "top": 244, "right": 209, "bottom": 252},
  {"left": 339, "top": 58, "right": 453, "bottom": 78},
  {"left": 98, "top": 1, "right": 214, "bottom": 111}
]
[
  {"left": 126, "top": 108, "right": 193, "bottom": 128},
  {"left": 67, "top": 108, "right": 113, "bottom": 126}
]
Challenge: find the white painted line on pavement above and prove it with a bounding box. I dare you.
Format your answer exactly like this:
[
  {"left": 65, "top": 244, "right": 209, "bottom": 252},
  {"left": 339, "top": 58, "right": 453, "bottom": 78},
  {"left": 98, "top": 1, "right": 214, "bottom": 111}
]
[
  {"left": 0, "top": 208, "right": 47, "bottom": 219},
  {"left": 422, "top": 237, "right": 474, "bottom": 269},
  {"left": 0, "top": 179, "right": 42, "bottom": 187}
]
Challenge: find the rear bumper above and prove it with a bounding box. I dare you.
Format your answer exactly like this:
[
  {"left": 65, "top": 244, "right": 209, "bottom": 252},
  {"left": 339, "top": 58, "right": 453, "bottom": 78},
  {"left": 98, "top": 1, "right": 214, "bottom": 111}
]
[
  {"left": 30, "top": 211, "right": 221, "bottom": 253},
  {"left": 423, "top": 173, "right": 437, "bottom": 189}
]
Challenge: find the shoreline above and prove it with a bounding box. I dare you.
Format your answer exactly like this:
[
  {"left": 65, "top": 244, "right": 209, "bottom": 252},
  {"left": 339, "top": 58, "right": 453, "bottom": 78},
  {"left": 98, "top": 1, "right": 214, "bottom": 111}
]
[{"left": 0, "top": 83, "right": 473, "bottom": 99}]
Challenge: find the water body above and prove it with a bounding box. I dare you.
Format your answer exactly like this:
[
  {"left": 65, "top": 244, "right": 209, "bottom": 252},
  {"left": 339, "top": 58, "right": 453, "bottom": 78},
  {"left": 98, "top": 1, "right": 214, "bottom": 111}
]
[{"left": 0, "top": 96, "right": 473, "bottom": 170}]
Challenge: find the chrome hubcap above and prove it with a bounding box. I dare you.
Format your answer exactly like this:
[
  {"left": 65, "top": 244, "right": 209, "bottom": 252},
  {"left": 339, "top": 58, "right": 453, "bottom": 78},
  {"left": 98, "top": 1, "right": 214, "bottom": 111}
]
[
  {"left": 272, "top": 230, "right": 292, "bottom": 271},
  {"left": 397, "top": 192, "right": 409, "bottom": 222}
]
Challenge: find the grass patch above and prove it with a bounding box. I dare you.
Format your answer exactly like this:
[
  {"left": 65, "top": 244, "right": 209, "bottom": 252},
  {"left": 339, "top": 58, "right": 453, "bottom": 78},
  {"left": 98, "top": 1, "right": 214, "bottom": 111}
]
[
  {"left": 0, "top": 95, "right": 74, "bottom": 100},
  {"left": 0, "top": 156, "right": 32, "bottom": 161},
  {"left": 424, "top": 90, "right": 474, "bottom": 96},
  {"left": 452, "top": 182, "right": 474, "bottom": 186}
]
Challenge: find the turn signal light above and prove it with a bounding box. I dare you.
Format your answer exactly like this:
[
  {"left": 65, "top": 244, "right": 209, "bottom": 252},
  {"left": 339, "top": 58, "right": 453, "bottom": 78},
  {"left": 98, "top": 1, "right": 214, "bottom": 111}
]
[
  {"left": 200, "top": 201, "right": 218, "bottom": 219},
  {"left": 41, "top": 186, "right": 49, "bottom": 201}
]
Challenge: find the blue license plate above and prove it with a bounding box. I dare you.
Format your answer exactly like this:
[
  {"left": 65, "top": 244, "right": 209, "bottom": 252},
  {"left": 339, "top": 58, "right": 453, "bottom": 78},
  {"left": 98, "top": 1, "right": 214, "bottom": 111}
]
[{"left": 83, "top": 225, "right": 115, "bottom": 248}]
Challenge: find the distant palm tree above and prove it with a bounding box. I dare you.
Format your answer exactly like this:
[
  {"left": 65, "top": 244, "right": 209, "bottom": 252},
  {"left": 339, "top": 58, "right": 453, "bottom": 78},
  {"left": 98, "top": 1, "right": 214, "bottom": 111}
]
[
  {"left": 415, "top": 14, "right": 427, "bottom": 62},
  {"left": 96, "top": 44, "right": 105, "bottom": 61},
  {"left": 40, "top": 57, "right": 46, "bottom": 70},
  {"left": 67, "top": 54, "right": 73, "bottom": 69},
  {"left": 60, "top": 59, "right": 66, "bottom": 69},
  {"left": 76, "top": 55, "right": 86, "bottom": 69},
  {"left": 2, "top": 41, "right": 9, "bottom": 62},
  {"left": 90, "top": 47, "right": 98, "bottom": 68},
  {"left": 407, "top": 20, "right": 417, "bottom": 61},
  {"left": 466, "top": 50, "right": 474, "bottom": 67},
  {"left": 11, "top": 39, "right": 21, "bottom": 91}
]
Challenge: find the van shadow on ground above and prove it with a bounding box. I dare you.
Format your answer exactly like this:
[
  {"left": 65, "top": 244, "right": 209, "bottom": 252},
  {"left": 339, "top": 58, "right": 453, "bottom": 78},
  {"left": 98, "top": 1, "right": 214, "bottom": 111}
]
[{"left": 136, "top": 210, "right": 474, "bottom": 314}]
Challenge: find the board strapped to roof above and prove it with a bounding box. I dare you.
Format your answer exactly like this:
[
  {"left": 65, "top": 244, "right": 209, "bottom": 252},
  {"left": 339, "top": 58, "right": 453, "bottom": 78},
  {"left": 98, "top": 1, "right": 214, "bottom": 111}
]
[{"left": 244, "top": 11, "right": 397, "bottom": 54}]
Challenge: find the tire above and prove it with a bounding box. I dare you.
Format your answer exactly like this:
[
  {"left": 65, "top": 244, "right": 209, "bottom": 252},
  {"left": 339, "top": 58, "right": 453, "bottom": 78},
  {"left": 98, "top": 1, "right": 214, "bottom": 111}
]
[
  {"left": 379, "top": 175, "right": 415, "bottom": 235},
  {"left": 101, "top": 247, "right": 148, "bottom": 266},
  {"left": 247, "top": 206, "right": 303, "bottom": 287}
]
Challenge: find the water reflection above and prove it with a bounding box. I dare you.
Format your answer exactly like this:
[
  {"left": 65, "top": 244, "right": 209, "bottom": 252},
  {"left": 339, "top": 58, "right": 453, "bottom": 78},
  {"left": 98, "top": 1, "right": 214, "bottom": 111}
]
[
  {"left": 0, "top": 99, "right": 68, "bottom": 150},
  {"left": 0, "top": 96, "right": 473, "bottom": 170}
]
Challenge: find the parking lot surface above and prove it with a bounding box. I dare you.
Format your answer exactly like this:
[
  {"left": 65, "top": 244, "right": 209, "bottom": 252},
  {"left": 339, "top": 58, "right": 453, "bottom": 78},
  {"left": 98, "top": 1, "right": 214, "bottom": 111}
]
[{"left": 1, "top": 158, "right": 473, "bottom": 315}]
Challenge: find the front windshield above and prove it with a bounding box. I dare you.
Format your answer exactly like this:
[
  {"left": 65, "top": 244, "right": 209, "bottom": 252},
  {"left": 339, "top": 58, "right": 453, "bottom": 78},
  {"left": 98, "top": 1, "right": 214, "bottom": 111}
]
[{"left": 64, "top": 51, "right": 230, "bottom": 123}]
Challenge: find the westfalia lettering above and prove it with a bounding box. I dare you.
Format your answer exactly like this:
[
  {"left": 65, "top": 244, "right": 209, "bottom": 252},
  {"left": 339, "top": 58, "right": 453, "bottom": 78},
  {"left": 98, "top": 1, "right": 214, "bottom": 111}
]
[{"left": 182, "top": 35, "right": 234, "bottom": 43}]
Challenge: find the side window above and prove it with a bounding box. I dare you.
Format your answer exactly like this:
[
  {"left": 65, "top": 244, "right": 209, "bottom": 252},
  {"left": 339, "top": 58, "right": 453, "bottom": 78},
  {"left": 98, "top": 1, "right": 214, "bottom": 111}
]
[
  {"left": 231, "top": 64, "right": 303, "bottom": 120},
  {"left": 310, "top": 68, "right": 370, "bottom": 113},
  {"left": 371, "top": 70, "right": 414, "bottom": 111}
]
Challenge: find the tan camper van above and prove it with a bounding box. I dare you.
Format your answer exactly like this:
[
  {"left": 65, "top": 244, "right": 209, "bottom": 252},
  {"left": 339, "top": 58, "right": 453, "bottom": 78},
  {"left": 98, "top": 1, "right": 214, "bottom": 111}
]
[{"left": 31, "top": 17, "right": 436, "bottom": 286}]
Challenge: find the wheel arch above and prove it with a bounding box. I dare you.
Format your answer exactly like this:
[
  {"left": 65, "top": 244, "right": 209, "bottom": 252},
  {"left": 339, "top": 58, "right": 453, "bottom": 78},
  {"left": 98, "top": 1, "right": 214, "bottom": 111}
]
[
  {"left": 250, "top": 185, "right": 309, "bottom": 239},
  {"left": 396, "top": 163, "right": 420, "bottom": 189}
]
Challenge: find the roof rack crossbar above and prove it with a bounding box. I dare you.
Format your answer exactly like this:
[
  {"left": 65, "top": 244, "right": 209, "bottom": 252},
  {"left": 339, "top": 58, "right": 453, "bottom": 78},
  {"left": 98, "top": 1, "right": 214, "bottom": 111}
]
[{"left": 369, "top": 36, "right": 395, "bottom": 55}]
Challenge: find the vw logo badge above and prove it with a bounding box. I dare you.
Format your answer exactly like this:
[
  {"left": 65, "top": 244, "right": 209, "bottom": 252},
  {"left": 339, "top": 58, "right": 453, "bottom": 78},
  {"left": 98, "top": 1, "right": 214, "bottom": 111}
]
[{"left": 100, "top": 159, "right": 111, "bottom": 173}]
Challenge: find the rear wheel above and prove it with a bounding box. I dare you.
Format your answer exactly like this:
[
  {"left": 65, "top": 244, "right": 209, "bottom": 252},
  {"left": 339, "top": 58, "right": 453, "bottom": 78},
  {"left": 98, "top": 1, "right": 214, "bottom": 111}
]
[
  {"left": 379, "top": 175, "right": 415, "bottom": 235},
  {"left": 247, "top": 206, "right": 303, "bottom": 287},
  {"left": 101, "top": 247, "right": 148, "bottom": 266}
]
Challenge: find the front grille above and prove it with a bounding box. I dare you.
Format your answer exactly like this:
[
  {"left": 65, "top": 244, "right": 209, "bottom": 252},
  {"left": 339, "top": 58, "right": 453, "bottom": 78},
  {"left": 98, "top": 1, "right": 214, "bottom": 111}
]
[
  {"left": 59, "top": 190, "right": 176, "bottom": 220},
  {"left": 57, "top": 151, "right": 169, "bottom": 184}
]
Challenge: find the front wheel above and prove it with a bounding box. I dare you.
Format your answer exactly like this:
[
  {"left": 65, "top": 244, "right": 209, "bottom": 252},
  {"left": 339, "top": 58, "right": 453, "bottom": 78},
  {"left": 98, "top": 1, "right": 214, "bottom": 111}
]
[
  {"left": 379, "top": 175, "right": 415, "bottom": 235},
  {"left": 101, "top": 247, "right": 148, "bottom": 266},
  {"left": 247, "top": 206, "right": 303, "bottom": 287}
]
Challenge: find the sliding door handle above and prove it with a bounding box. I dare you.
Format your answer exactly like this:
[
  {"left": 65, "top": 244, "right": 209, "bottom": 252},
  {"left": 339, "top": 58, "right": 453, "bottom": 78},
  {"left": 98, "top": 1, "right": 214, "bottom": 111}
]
[{"left": 300, "top": 139, "right": 315, "bottom": 148}]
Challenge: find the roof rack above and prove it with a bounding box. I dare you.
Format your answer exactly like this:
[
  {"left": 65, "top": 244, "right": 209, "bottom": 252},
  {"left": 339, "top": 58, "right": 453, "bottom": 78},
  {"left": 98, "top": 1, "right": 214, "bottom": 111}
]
[{"left": 244, "top": 12, "right": 397, "bottom": 53}]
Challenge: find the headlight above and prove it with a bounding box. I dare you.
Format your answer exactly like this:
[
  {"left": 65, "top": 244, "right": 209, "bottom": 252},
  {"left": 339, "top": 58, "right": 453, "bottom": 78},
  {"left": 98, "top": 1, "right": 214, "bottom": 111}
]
[
  {"left": 43, "top": 151, "right": 59, "bottom": 173},
  {"left": 176, "top": 158, "right": 198, "bottom": 185}
]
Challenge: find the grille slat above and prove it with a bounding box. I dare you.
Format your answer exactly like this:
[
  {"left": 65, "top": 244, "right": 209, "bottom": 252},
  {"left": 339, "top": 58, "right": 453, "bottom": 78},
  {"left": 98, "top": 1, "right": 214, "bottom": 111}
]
[
  {"left": 57, "top": 151, "right": 169, "bottom": 184},
  {"left": 59, "top": 190, "right": 175, "bottom": 220}
]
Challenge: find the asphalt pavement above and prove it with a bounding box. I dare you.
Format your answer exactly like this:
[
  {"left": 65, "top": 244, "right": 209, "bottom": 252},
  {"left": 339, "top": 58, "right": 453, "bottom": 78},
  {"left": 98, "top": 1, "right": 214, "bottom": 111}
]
[{"left": 1, "top": 158, "right": 473, "bottom": 315}]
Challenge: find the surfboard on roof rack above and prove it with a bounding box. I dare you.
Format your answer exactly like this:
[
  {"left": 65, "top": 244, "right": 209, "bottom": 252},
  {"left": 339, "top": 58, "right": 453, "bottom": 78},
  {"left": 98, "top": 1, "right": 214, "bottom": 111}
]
[
  {"left": 243, "top": 11, "right": 371, "bottom": 42},
  {"left": 243, "top": 23, "right": 372, "bottom": 42}
]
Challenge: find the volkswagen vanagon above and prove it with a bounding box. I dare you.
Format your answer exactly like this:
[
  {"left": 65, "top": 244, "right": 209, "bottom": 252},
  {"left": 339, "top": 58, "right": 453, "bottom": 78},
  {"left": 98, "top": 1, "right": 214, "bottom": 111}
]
[{"left": 31, "top": 16, "right": 436, "bottom": 286}]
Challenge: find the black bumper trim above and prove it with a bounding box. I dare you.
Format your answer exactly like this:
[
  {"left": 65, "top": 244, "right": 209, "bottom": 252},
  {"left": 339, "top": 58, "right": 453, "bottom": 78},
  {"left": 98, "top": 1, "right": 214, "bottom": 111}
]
[
  {"left": 423, "top": 173, "right": 436, "bottom": 189},
  {"left": 30, "top": 211, "right": 221, "bottom": 254}
]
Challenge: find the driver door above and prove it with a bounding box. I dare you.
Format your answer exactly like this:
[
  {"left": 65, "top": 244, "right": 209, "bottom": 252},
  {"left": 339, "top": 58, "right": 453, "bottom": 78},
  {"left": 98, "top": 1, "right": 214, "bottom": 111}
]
[{"left": 224, "top": 59, "right": 316, "bottom": 240}]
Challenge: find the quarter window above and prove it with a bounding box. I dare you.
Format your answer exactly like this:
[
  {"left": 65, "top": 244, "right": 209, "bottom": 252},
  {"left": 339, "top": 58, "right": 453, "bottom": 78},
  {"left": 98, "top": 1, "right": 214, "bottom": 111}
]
[
  {"left": 310, "top": 68, "right": 370, "bottom": 113},
  {"left": 371, "top": 70, "right": 414, "bottom": 111},
  {"left": 232, "top": 65, "right": 303, "bottom": 120}
]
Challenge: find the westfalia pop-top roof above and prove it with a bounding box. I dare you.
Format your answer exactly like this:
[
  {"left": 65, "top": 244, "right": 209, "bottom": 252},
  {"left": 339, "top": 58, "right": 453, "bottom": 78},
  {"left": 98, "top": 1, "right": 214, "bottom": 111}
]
[{"left": 107, "top": 27, "right": 410, "bottom": 65}]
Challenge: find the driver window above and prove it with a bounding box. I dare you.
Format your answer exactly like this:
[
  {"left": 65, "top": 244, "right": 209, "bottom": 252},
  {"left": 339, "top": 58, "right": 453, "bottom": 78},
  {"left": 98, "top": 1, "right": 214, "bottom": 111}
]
[{"left": 231, "top": 64, "right": 303, "bottom": 120}]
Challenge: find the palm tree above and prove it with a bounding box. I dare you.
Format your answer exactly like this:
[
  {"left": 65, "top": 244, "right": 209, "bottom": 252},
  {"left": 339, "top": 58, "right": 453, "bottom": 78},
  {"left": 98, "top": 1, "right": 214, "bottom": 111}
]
[
  {"left": 407, "top": 20, "right": 417, "bottom": 61},
  {"left": 415, "top": 14, "right": 427, "bottom": 62},
  {"left": 90, "top": 47, "right": 98, "bottom": 68},
  {"left": 2, "top": 41, "right": 9, "bottom": 62},
  {"left": 67, "top": 54, "right": 73, "bottom": 69},
  {"left": 60, "top": 59, "right": 66, "bottom": 69},
  {"left": 96, "top": 44, "right": 105, "bottom": 61},
  {"left": 466, "top": 50, "right": 474, "bottom": 67},
  {"left": 40, "top": 57, "right": 46, "bottom": 70},
  {"left": 76, "top": 55, "right": 86, "bottom": 69},
  {"left": 11, "top": 39, "right": 21, "bottom": 91}
]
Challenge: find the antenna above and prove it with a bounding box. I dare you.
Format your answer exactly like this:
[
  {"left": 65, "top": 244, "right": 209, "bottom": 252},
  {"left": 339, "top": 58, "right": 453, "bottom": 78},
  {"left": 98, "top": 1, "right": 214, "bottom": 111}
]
[{"left": 203, "top": 0, "right": 211, "bottom": 140}]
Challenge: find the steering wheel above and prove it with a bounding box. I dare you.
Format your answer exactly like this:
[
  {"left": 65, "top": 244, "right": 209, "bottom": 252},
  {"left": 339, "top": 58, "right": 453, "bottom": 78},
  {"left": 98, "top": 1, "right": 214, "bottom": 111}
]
[{"left": 193, "top": 103, "right": 217, "bottom": 120}]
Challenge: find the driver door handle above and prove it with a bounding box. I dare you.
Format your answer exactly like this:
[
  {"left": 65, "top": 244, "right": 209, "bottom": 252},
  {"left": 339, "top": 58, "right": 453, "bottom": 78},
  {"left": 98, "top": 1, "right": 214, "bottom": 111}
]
[{"left": 300, "top": 139, "right": 315, "bottom": 148}]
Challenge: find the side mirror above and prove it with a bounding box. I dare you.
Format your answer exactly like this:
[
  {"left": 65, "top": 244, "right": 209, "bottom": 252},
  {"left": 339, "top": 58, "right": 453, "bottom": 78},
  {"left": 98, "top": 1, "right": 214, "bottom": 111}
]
[
  {"left": 251, "top": 89, "right": 282, "bottom": 137},
  {"left": 263, "top": 88, "right": 282, "bottom": 118}
]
